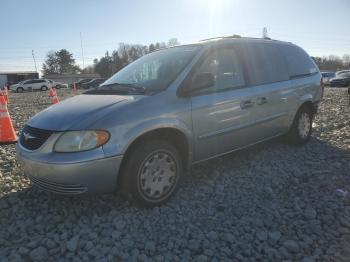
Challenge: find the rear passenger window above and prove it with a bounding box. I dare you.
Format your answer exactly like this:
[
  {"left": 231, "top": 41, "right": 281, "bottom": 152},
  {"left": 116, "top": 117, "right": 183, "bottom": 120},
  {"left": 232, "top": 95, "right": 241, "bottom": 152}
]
[
  {"left": 279, "top": 45, "right": 317, "bottom": 78},
  {"left": 195, "top": 48, "right": 245, "bottom": 92},
  {"left": 239, "top": 43, "right": 289, "bottom": 85}
]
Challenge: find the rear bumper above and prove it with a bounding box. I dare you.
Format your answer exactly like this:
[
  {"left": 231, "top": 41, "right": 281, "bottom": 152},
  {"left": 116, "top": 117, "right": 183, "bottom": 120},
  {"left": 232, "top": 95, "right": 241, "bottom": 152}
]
[{"left": 16, "top": 146, "right": 123, "bottom": 195}]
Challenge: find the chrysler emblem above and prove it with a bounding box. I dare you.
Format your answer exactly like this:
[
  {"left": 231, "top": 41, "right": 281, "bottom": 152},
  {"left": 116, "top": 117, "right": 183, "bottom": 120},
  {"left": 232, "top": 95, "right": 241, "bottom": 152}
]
[{"left": 23, "top": 132, "right": 36, "bottom": 140}]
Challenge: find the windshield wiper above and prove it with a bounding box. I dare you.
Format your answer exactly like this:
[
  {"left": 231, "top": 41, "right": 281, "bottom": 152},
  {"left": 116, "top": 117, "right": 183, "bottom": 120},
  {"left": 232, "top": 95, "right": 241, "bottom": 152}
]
[{"left": 99, "top": 82, "right": 148, "bottom": 94}]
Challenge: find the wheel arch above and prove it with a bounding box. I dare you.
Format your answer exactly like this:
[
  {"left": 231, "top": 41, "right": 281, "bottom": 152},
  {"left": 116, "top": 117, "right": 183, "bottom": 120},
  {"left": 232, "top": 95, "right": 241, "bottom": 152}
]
[
  {"left": 299, "top": 100, "right": 316, "bottom": 117},
  {"left": 120, "top": 127, "right": 192, "bottom": 172}
]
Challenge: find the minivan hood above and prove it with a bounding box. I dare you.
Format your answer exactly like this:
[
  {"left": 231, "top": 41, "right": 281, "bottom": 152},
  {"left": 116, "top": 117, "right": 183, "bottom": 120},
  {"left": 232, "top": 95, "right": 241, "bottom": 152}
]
[{"left": 28, "top": 94, "right": 137, "bottom": 131}]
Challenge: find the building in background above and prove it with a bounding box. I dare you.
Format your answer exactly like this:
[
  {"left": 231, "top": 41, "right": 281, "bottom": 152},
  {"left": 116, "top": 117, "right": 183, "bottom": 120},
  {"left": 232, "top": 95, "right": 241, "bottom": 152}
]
[
  {"left": 0, "top": 71, "right": 39, "bottom": 87},
  {"left": 43, "top": 73, "right": 101, "bottom": 85}
]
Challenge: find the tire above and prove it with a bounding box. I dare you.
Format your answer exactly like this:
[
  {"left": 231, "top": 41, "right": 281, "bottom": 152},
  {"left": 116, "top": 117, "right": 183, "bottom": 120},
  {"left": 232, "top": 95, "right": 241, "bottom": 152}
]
[
  {"left": 55, "top": 85, "right": 61, "bottom": 89},
  {"left": 41, "top": 85, "right": 48, "bottom": 91},
  {"left": 286, "top": 106, "right": 313, "bottom": 145},
  {"left": 119, "top": 140, "right": 183, "bottom": 207},
  {"left": 16, "top": 87, "right": 24, "bottom": 93}
]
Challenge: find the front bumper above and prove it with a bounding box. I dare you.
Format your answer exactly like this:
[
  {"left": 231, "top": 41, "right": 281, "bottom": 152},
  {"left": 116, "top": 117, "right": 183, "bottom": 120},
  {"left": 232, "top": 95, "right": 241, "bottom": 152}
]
[{"left": 16, "top": 144, "right": 123, "bottom": 195}]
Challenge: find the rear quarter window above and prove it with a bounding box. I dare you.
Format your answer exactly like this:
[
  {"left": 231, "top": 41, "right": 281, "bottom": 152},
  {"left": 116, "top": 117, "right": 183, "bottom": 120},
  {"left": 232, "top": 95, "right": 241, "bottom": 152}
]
[
  {"left": 238, "top": 43, "right": 289, "bottom": 86},
  {"left": 278, "top": 44, "right": 317, "bottom": 78}
]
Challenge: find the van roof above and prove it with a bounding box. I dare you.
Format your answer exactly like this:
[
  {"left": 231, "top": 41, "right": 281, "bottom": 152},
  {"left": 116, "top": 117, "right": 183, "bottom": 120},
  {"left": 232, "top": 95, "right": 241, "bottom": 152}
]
[
  {"left": 154, "top": 35, "right": 295, "bottom": 52},
  {"left": 197, "top": 35, "right": 291, "bottom": 45}
]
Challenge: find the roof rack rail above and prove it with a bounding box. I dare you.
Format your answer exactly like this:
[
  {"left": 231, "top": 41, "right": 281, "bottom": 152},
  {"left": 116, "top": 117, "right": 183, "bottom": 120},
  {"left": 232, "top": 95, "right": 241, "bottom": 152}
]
[
  {"left": 199, "top": 35, "right": 276, "bottom": 42},
  {"left": 199, "top": 35, "right": 241, "bottom": 42}
]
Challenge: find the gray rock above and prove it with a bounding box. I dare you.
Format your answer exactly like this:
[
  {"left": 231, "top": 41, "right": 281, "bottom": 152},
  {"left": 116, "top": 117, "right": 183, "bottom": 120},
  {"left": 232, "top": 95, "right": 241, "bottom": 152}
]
[
  {"left": 339, "top": 217, "right": 350, "bottom": 228},
  {"left": 144, "top": 240, "right": 156, "bottom": 255},
  {"left": 46, "top": 239, "right": 56, "bottom": 249},
  {"left": 196, "top": 254, "right": 208, "bottom": 262},
  {"left": 256, "top": 231, "right": 268, "bottom": 241},
  {"left": 18, "top": 247, "right": 29, "bottom": 255},
  {"left": 304, "top": 209, "right": 317, "bottom": 220},
  {"left": 114, "top": 220, "right": 126, "bottom": 230},
  {"left": 283, "top": 240, "right": 299, "bottom": 253},
  {"left": 84, "top": 241, "right": 94, "bottom": 251},
  {"left": 269, "top": 231, "right": 281, "bottom": 242},
  {"left": 301, "top": 257, "right": 315, "bottom": 262},
  {"left": 29, "top": 246, "right": 49, "bottom": 261},
  {"left": 67, "top": 236, "right": 80, "bottom": 252},
  {"left": 208, "top": 231, "right": 218, "bottom": 241}
]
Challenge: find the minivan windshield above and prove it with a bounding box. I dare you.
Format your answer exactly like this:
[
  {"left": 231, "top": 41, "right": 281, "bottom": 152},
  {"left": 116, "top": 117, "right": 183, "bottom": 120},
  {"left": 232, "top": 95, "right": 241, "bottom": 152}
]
[{"left": 100, "top": 45, "right": 200, "bottom": 93}]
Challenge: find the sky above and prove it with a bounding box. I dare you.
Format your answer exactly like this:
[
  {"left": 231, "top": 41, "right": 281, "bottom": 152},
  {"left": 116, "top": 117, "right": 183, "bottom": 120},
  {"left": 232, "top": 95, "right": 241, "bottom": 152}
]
[{"left": 1, "top": 0, "right": 349, "bottom": 73}]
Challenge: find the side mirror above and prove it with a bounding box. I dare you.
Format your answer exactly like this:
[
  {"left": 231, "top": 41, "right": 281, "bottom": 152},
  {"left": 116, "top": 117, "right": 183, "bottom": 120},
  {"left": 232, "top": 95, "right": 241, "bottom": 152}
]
[{"left": 191, "top": 72, "right": 215, "bottom": 92}]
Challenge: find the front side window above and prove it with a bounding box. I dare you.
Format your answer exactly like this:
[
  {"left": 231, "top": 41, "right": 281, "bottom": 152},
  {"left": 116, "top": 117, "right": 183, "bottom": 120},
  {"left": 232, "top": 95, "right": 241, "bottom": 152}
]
[
  {"left": 194, "top": 47, "right": 245, "bottom": 92},
  {"left": 102, "top": 46, "right": 200, "bottom": 92}
]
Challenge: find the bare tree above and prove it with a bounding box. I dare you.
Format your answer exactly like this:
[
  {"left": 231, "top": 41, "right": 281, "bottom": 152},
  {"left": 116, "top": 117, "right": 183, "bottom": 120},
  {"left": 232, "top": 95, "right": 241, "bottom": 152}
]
[{"left": 168, "top": 38, "right": 180, "bottom": 47}]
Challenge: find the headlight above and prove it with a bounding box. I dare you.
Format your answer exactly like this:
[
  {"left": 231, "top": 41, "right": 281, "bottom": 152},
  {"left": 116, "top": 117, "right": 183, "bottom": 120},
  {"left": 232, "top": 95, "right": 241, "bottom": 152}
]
[{"left": 54, "top": 130, "right": 110, "bottom": 152}]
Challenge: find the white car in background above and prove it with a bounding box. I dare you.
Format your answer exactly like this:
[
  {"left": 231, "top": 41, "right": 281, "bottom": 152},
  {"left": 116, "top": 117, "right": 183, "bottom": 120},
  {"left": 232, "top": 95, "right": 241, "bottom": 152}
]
[
  {"left": 9, "top": 79, "right": 51, "bottom": 93},
  {"left": 47, "top": 79, "right": 68, "bottom": 89}
]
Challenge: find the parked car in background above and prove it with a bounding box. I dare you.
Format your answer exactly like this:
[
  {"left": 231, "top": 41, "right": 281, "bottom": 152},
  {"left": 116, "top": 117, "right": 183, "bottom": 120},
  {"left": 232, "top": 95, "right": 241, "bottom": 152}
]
[
  {"left": 71, "top": 78, "right": 92, "bottom": 88},
  {"left": 81, "top": 78, "right": 106, "bottom": 89},
  {"left": 321, "top": 72, "right": 335, "bottom": 86},
  {"left": 47, "top": 80, "right": 68, "bottom": 89},
  {"left": 336, "top": 70, "right": 350, "bottom": 76},
  {"left": 9, "top": 79, "right": 50, "bottom": 93},
  {"left": 330, "top": 72, "right": 350, "bottom": 87},
  {"left": 17, "top": 37, "right": 322, "bottom": 207}
]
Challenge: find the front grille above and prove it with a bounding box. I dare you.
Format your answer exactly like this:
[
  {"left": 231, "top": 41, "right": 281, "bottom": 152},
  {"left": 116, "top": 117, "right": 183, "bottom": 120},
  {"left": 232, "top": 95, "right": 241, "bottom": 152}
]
[
  {"left": 28, "top": 174, "right": 87, "bottom": 195},
  {"left": 20, "top": 125, "right": 53, "bottom": 150}
]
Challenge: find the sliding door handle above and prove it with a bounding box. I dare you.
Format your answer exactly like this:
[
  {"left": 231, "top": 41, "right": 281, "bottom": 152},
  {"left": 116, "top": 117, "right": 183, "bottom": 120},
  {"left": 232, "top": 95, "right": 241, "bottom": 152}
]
[
  {"left": 240, "top": 100, "right": 254, "bottom": 109},
  {"left": 257, "top": 97, "right": 268, "bottom": 105}
]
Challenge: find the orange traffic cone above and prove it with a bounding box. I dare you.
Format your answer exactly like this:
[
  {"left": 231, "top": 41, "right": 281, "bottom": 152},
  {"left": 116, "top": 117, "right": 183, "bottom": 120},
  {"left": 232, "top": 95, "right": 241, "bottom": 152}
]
[
  {"left": 52, "top": 91, "right": 59, "bottom": 104},
  {"left": 3, "top": 86, "right": 9, "bottom": 104},
  {"left": 0, "top": 90, "right": 5, "bottom": 103},
  {"left": 0, "top": 96, "right": 17, "bottom": 144},
  {"left": 48, "top": 87, "right": 55, "bottom": 97}
]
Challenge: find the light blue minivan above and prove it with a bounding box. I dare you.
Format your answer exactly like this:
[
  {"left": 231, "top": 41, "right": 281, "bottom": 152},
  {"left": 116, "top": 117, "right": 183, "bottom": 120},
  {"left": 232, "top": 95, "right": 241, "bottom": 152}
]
[{"left": 17, "top": 36, "right": 323, "bottom": 207}]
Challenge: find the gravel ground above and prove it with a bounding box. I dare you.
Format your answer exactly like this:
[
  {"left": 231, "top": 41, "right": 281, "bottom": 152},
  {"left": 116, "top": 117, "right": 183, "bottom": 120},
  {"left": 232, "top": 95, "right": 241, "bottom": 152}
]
[{"left": 0, "top": 88, "right": 349, "bottom": 262}]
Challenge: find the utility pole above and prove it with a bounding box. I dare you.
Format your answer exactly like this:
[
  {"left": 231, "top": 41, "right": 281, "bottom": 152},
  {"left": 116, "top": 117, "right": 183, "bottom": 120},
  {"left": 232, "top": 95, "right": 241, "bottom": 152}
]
[
  {"left": 32, "top": 50, "right": 38, "bottom": 72},
  {"left": 80, "top": 32, "right": 85, "bottom": 70}
]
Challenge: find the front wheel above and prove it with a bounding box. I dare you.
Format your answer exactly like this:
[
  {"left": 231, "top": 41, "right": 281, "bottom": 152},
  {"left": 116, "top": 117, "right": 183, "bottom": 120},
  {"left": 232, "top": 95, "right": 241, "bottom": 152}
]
[
  {"left": 41, "top": 85, "right": 48, "bottom": 91},
  {"left": 16, "top": 87, "right": 24, "bottom": 93},
  {"left": 119, "top": 140, "right": 183, "bottom": 207},
  {"left": 286, "top": 107, "right": 313, "bottom": 145}
]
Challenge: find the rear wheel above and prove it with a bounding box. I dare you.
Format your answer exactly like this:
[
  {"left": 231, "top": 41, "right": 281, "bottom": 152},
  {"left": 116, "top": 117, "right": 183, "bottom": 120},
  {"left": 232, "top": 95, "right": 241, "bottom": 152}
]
[
  {"left": 119, "top": 140, "right": 183, "bottom": 207},
  {"left": 286, "top": 106, "right": 313, "bottom": 145},
  {"left": 16, "top": 87, "right": 24, "bottom": 93}
]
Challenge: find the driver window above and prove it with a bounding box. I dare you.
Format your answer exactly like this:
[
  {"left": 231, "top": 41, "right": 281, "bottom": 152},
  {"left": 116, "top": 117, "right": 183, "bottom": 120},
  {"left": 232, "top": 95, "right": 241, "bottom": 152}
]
[{"left": 195, "top": 48, "right": 245, "bottom": 92}]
